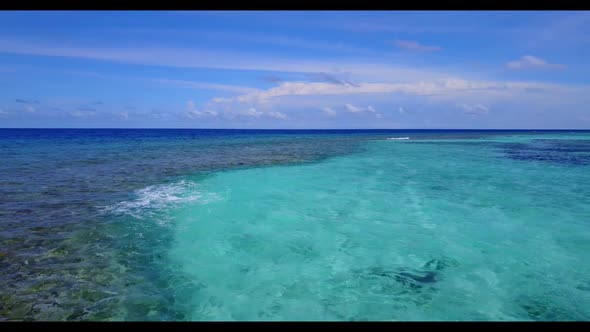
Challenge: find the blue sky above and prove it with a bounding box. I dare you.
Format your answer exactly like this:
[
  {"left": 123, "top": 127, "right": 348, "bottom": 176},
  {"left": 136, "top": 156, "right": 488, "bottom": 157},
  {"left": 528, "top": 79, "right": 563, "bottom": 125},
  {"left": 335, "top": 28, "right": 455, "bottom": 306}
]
[{"left": 1, "top": 11, "right": 589, "bottom": 128}]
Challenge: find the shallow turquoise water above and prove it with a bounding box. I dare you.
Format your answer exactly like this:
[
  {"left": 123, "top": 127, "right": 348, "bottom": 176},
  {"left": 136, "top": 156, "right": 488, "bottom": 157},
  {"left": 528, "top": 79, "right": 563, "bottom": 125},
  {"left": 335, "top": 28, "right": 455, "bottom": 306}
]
[
  {"left": 2, "top": 130, "right": 590, "bottom": 320},
  {"left": 120, "top": 134, "right": 590, "bottom": 320}
]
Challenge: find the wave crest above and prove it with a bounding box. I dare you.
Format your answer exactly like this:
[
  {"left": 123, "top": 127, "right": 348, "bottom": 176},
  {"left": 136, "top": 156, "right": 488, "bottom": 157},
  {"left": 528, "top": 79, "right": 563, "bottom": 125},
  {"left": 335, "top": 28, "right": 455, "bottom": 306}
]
[{"left": 101, "top": 180, "right": 220, "bottom": 221}]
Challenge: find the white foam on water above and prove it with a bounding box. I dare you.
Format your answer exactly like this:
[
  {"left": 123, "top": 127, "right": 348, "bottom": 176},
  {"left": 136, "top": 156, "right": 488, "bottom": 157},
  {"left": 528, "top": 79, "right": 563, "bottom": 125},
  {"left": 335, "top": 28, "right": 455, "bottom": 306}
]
[
  {"left": 387, "top": 137, "right": 410, "bottom": 140},
  {"left": 101, "top": 180, "right": 221, "bottom": 222}
]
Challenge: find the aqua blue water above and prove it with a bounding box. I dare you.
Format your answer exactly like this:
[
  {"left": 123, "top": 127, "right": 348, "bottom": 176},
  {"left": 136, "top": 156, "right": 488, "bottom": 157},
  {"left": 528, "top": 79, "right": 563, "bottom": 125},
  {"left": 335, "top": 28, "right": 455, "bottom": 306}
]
[{"left": 1, "top": 129, "right": 590, "bottom": 320}]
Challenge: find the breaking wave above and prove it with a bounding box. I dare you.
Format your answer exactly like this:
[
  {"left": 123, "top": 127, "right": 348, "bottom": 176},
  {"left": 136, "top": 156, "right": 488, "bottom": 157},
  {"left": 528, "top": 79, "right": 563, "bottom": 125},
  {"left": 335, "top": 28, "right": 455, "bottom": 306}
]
[{"left": 101, "top": 180, "right": 221, "bottom": 221}]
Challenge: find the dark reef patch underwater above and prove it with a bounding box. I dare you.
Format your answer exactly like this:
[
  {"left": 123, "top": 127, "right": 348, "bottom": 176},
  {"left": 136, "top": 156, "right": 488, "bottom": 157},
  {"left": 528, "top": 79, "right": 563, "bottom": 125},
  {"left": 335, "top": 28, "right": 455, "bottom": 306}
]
[{"left": 1, "top": 129, "right": 590, "bottom": 320}]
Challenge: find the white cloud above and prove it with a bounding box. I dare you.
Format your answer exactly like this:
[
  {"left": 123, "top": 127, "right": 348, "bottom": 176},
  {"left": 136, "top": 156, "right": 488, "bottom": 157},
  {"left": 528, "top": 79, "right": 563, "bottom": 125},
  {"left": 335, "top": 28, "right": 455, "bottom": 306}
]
[
  {"left": 223, "top": 78, "right": 561, "bottom": 106},
  {"left": 148, "top": 110, "right": 169, "bottom": 119},
  {"left": 186, "top": 110, "right": 200, "bottom": 119},
  {"left": 267, "top": 111, "right": 287, "bottom": 120},
  {"left": 322, "top": 107, "right": 337, "bottom": 116},
  {"left": 187, "top": 100, "right": 284, "bottom": 121},
  {"left": 239, "top": 107, "right": 263, "bottom": 118},
  {"left": 344, "top": 104, "right": 379, "bottom": 116},
  {"left": 24, "top": 105, "right": 35, "bottom": 113},
  {"left": 234, "top": 108, "right": 286, "bottom": 120},
  {"left": 391, "top": 40, "right": 442, "bottom": 52},
  {"left": 119, "top": 112, "right": 129, "bottom": 120},
  {"left": 216, "top": 78, "right": 589, "bottom": 112},
  {"left": 200, "top": 77, "right": 590, "bottom": 126},
  {"left": 186, "top": 100, "right": 219, "bottom": 119},
  {"left": 459, "top": 103, "right": 489, "bottom": 115},
  {"left": 506, "top": 55, "right": 565, "bottom": 70},
  {"left": 344, "top": 103, "right": 361, "bottom": 113}
]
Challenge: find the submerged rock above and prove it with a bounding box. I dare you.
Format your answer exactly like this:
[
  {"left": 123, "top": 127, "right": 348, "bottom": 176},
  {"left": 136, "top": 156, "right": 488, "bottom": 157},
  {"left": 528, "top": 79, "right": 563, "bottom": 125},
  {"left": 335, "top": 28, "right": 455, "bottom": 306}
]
[{"left": 365, "top": 257, "right": 458, "bottom": 291}]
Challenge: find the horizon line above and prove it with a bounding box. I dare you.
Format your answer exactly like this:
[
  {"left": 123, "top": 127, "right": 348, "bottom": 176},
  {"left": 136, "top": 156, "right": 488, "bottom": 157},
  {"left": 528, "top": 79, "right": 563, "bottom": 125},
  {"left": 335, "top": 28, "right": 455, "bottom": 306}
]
[{"left": 1, "top": 128, "right": 590, "bottom": 131}]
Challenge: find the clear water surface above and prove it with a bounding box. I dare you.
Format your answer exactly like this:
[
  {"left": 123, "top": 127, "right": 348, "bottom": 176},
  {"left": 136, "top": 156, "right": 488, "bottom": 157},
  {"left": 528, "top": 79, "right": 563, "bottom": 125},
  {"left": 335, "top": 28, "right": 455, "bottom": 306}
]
[{"left": 1, "top": 129, "right": 589, "bottom": 321}]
